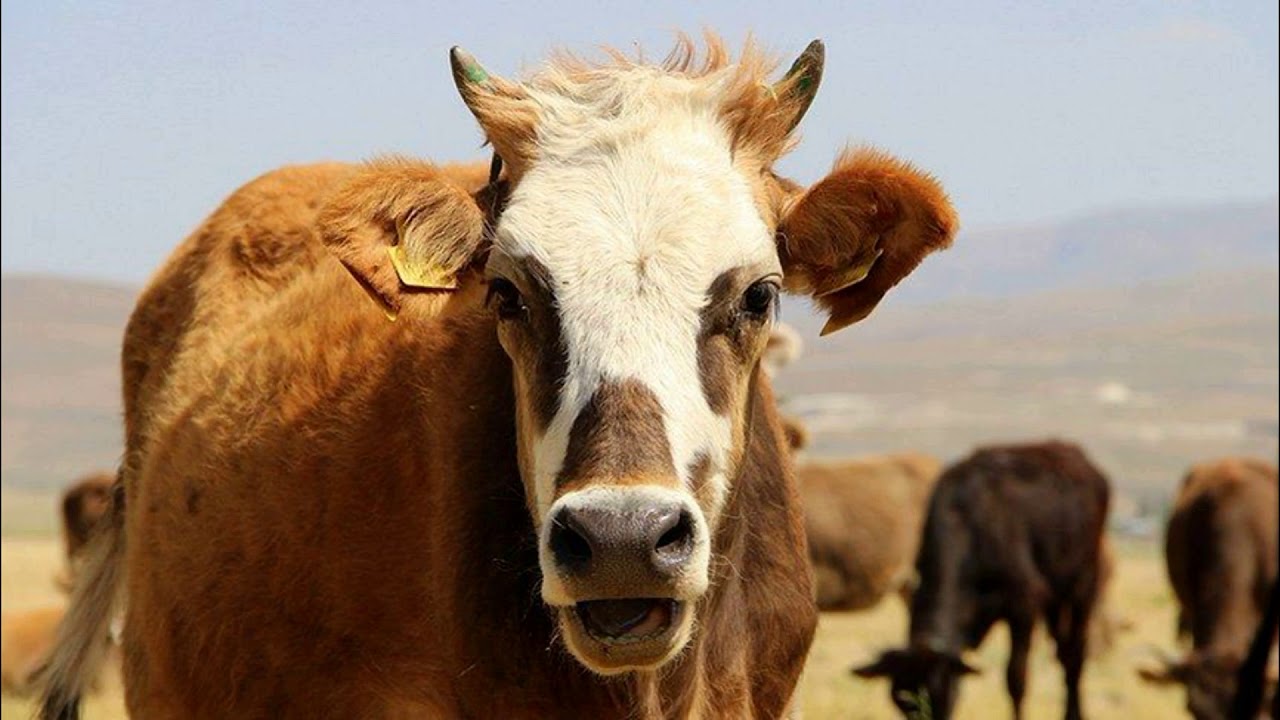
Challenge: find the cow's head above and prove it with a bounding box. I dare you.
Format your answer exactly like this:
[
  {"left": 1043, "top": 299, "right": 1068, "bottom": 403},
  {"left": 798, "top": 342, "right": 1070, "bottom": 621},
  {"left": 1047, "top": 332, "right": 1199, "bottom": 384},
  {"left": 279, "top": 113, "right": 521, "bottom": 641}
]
[
  {"left": 854, "top": 647, "right": 981, "bottom": 719},
  {"left": 321, "top": 36, "right": 956, "bottom": 675},
  {"left": 1141, "top": 651, "right": 1277, "bottom": 720}
]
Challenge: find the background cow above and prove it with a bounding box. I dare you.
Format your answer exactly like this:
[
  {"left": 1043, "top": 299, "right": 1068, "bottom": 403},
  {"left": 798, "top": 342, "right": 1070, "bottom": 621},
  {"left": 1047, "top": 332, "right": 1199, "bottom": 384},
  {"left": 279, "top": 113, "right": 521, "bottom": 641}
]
[
  {"left": 56, "top": 472, "right": 115, "bottom": 592},
  {"left": 1141, "top": 457, "right": 1278, "bottom": 720},
  {"left": 39, "top": 35, "right": 956, "bottom": 719},
  {"left": 799, "top": 453, "right": 941, "bottom": 612},
  {"left": 855, "top": 440, "right": 1111, "bottom": 720},
  {"left": 2, "top": 472, "right": 118, "bottom": 697}
]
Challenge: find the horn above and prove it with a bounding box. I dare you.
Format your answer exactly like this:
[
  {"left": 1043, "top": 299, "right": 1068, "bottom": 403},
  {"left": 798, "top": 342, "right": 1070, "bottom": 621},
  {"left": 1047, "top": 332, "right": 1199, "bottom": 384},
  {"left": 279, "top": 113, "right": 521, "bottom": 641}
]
[
  {"left": 776, "top": 39, "right": 825, "bottom": 131},
  {"left": 449, "top": 47, "right": 538, "bottom": 175}
]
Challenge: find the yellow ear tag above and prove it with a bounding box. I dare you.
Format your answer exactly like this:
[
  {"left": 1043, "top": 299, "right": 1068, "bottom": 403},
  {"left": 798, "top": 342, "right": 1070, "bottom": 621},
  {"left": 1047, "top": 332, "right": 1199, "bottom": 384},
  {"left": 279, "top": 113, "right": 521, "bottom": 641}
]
[
  {"left": 386, "top": 216, "right": 459, "bottom": 291},
  {"left": 814, "top": 248, "right": 882, "bottom": 298},
  {"left": 387, "top": 245, "right": 459, "bottom": 290}
]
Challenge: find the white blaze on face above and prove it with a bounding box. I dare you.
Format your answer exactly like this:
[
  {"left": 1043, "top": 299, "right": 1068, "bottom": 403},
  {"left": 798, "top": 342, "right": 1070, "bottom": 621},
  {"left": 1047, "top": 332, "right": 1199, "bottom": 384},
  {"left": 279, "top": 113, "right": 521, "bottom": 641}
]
[{"left": 493, "top": 68, "right": 780, "bottom": 525}]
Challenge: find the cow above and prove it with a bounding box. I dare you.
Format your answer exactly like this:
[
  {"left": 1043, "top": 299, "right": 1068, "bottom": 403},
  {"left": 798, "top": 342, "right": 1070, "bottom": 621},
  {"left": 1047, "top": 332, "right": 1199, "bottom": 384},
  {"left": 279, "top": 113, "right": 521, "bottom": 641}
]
[
  {"left": 854, "top": 440, "right": 1111, "bottom": 720},
  {"left": 1140, "top": 457, "right": 1278, "bottom": 720},
  {"left": 37, "top": 35, "right": 957, "bottom": 719},
  {"left": 798, "top": 453, "right": 941, "bottom": 612},
  {"left": 3, "top": 473, "right": 117, "bottom": 696},
  {"left": 55, "top": 472, "right": 115, "bottom": 592}
]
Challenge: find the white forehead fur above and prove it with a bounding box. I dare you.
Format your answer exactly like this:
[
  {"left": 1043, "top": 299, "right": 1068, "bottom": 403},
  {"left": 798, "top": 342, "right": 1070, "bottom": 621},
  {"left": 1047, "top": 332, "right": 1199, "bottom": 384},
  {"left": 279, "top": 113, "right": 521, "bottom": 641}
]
[{"left": 493, "top": 65, "right": 780, "bottom": 523}]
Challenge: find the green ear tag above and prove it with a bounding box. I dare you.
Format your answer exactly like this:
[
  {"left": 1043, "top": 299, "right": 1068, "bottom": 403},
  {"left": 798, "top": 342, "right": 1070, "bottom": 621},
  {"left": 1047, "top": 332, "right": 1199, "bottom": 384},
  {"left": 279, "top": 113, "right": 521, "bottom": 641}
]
[{"left": 463, "top": 62, "right": 490, "bottom": 85}]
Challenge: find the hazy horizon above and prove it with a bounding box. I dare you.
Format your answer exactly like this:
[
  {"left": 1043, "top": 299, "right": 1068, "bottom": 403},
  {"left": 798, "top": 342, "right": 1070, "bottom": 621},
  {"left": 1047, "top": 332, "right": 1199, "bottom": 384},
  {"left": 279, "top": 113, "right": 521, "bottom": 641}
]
[{"left": 3, "top": 1, "right": 1278, "bottom": 283}]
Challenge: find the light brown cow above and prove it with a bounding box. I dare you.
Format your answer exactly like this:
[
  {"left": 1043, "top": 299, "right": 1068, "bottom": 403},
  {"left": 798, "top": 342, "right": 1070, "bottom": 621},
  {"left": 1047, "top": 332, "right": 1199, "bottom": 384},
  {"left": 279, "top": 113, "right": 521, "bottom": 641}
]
[
  {"left": 798, "top": 453, "right": 942, "bottom": 611},
  {"left": 40, "top": 35, "right": 956, "bottom": 719},
  {"left": 1141, "top": 457, "right": 1278, "bottom": 720}
]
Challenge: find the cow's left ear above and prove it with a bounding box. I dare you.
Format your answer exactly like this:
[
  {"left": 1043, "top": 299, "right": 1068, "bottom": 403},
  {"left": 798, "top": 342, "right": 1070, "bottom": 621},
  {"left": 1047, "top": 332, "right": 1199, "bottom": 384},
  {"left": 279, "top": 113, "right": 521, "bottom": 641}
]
[
  {"left": 318, "top": 159, "right": 489, "bottom": 319},
  {"left": 777, "top": 147, "right": 958, "bottom": 335}
]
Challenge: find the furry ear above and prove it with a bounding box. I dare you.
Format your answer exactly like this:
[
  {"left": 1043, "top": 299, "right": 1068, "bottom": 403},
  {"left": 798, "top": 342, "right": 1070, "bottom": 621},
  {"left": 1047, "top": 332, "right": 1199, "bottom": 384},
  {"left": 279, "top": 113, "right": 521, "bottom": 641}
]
[
  {"left": 777, "top": 147, "right": 957, "bottom": 335},
  {"left": 317, "top": 159, "right": 488, "bottom": 318}
]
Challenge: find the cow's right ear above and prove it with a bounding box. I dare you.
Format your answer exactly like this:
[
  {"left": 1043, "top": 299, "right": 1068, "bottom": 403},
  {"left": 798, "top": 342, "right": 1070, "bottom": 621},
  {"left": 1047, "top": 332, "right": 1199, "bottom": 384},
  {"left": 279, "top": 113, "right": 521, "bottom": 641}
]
[{"left": 318, "top": 159, "right": 489, "bottom": 319}]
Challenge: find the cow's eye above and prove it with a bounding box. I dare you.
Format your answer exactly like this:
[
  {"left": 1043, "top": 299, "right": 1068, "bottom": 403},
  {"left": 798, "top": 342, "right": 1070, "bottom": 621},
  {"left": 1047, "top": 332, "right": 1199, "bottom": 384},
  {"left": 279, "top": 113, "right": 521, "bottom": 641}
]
[
  {"left": 741, "top": 280, "right": 779, "bottom": 318},
  {"left": 486, "top": 277, "right": 525, "bottom": 320}
]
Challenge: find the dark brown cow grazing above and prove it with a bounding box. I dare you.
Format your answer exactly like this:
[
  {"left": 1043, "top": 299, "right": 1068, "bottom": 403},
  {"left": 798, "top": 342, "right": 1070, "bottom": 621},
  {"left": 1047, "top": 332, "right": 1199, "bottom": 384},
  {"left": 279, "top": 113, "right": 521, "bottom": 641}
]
[
  {"left": 1141, "top": 457, "right": 1278, "bottom": 720},
  {"left": 855, "top": 440, "right": 1111, "bottom": 720},
  {"left": 799, "top": 453, "right": 941, "bottom": 612},
  {"left": 39, "top": 35, "right": 957, "bottom": 719}
]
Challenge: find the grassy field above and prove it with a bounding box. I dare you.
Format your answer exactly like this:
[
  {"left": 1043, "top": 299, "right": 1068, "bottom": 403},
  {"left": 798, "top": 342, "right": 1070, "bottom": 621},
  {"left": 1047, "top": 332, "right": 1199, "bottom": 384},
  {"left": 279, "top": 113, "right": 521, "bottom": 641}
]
[{"left": 2, "top": 536, "right": 1188, "bottom": 719}]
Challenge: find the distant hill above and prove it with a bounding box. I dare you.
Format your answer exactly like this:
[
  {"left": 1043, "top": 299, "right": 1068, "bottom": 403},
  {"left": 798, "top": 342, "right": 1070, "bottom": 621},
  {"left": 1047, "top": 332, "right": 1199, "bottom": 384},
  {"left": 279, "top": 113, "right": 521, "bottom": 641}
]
[
  {"left": 2, "top": 200, "right": 1277, "bottom": 517},
  {"left": 1, "top": 275, "right": 132, "bottom": 489},
  {"left": 887, "top": 198, "right": 1279, "bottom": 304}
]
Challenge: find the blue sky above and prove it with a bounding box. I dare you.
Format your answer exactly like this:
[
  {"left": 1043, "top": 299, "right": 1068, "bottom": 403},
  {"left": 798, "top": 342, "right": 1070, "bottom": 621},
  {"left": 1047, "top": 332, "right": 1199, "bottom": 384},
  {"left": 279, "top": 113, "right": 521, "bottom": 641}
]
[{"left": 2, "top": 0, "right": 1276, "bottom": 283}]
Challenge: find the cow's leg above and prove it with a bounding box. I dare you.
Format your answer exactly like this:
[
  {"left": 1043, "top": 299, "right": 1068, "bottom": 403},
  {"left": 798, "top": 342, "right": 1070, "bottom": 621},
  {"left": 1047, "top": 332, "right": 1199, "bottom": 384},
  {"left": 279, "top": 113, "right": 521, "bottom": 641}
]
[
  {"left": 1049, "top": 601, "right": 1089, "bottom": 720},
  {"left": 1006, "top": 614, "right": 1034, "bottom": 720}
]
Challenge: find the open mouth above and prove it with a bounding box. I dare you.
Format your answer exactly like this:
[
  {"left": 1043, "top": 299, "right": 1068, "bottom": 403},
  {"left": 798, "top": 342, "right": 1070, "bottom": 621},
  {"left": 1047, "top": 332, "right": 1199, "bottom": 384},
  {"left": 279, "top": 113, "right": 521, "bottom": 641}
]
[{"left": 575, "top": 599, "right": 681, "bottom": 645}]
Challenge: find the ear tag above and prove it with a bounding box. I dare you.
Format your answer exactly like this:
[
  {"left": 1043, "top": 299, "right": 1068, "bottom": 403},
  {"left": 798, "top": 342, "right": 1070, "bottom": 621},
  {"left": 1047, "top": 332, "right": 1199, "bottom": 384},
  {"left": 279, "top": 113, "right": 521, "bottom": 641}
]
[
  {"left": 814, "top": 247, "right": 882, "bottom": 298},
  {"left": 387, "top": 216, "right": 459, "bottom": 291}
]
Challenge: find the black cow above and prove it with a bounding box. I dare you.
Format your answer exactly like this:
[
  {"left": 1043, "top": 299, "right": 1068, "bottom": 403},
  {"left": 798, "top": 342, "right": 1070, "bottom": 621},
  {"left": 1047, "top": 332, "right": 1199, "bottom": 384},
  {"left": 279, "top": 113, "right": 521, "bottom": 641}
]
[{"left": 854, "top": 440, "right": 1111, "bottom": 720}]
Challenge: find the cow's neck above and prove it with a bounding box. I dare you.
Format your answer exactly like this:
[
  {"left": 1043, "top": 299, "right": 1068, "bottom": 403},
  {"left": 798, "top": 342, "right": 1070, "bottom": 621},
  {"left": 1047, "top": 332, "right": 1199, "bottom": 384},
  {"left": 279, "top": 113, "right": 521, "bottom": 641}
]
[{"left": 909, "top": 523, "right": 983, "bottom": 653}]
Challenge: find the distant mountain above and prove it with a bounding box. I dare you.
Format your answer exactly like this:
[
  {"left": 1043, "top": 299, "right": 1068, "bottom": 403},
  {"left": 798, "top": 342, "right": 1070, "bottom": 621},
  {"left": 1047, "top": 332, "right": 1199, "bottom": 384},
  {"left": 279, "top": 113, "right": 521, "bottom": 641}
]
[
  {"left": 1, "top": 275, "right": 132, "bottom": 489},
  {"left": 886, "top": 198, "right": 1278, "bottom": 304},
  {"left": 2, "top": 199, "right": 1277, "bottom": 510}
]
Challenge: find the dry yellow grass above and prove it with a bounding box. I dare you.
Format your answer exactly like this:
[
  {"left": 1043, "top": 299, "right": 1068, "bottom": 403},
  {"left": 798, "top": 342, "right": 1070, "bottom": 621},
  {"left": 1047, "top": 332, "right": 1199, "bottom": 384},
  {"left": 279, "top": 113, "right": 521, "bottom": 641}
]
[{"left": 1, "top": 537, "right": 1188, "bottom": 719}]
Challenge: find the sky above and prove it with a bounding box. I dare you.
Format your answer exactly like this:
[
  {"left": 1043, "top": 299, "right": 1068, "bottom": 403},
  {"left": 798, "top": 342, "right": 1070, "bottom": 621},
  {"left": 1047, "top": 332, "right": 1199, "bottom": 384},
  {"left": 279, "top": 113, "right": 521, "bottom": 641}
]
[{"left": 2, "top": 0, "right": 1277, "bottom": 283}]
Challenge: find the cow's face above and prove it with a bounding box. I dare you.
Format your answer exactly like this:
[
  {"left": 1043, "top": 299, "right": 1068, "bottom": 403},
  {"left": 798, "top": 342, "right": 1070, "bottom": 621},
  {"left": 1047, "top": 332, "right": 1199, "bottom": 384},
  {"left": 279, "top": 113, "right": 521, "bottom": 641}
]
[
  {"left": 1140, "top": 654, "right": 1253, "bottom": 720},
  {"left": 487, "top": 112, "right": 782, "bottom": 671},
  {"left": 321, "top": 36, "right": 956, "bottom": 677},
  {"left": 854, "top": 648, "right": 980, "bottom": 720}
]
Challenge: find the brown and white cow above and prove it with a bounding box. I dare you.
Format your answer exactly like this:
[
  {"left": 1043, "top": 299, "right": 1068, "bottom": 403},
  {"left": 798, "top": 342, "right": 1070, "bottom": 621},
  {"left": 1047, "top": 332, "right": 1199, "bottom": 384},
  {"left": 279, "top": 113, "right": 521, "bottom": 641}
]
[
  {"left": 40, "top": 35, "right": 956, "bottom": 719},
  {"left": 1141, "top": 457, "right": 1278, "bottom": 720},
  {"left": 799, "top": 453, "right": 941, "bottom": 612}
]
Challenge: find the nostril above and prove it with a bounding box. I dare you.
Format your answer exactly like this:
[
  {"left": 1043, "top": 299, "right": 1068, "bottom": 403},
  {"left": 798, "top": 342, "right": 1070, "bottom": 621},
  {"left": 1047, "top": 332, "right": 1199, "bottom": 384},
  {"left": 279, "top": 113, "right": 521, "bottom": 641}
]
[
  {"left": 549, "top": 510, "right": 593, "bottom": 573},
  {"left": 653, "top": 509, "right": 696, "bottom": 566}
]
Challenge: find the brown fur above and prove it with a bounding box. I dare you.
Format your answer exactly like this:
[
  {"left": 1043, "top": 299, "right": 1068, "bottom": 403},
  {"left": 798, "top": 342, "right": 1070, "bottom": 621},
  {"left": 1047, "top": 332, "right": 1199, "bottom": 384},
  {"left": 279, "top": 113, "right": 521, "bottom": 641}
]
[
  {"left": 798, "top": 453, "right": 941, "bottom": 611},
  {"left": 778, "top": 148, "right": 958, "bottom": 334},
  {"left": 1143, "top": 457, "right": 1279, "bottom": 720},
  {"left": 556, "top": 380, "right": 675, "bottom": 493}
]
